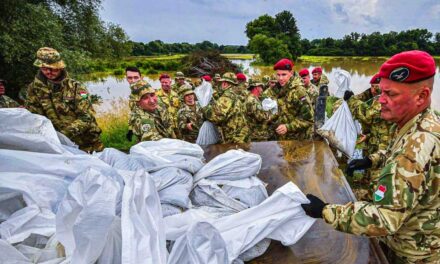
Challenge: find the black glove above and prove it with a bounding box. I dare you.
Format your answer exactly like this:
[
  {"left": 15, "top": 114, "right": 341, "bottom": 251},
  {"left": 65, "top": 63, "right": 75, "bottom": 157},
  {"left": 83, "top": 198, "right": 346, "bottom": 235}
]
[
  {"left": 346, "top": 157, "right": 372, "bottom": 177},
  {"left": 126, "top": 130, "right": 133, "bottom": 141},
  {"left": 343, "top": 90, "right": 354, "bottom": 101},
  {"left": 301, "top": 194, "right": 327, "bottom": 219}
]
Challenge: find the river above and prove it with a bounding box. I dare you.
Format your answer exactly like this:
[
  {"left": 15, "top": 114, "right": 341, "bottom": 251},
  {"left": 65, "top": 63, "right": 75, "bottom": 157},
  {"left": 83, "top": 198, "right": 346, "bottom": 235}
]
[{"left": 84, "top": 58, "right": 440, "bottom": 114}]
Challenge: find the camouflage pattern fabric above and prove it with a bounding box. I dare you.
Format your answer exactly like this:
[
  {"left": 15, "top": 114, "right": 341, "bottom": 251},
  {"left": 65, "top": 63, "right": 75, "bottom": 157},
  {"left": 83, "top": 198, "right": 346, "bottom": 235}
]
[
  {"left": 177, "top": 103, "right": 204, "bottom": 143},
  {"left": 25, "top": 71, "right": 103, "bottom": 152},
  {"left": 171, "top": 83, "right": 186, "bottom": 97},
  {"left": 353, "top": 88, "right": 374, "bottom": 102},
  {"left": 323, "top": 108, "right": 440, "bottom": 263},
  {"left": 156, "top": 88, "right": 181, "bottom": 137},
  {"left": 232, "top": 82, "right": 249, "bottom": 102},
  {"left": 311, "top": 73, "right": 330, "bottom": 87},
  {"left": 0, "top": 95, "right": 20, "bottom": 108},
  {"left": 128, "top": 80, "right": 153, "bottom": 131},
  {"left": 304, "top": 83, "right": 319, "bottom": 108},
  {"left": 244, "top": 93, "right": 271, "bottom": 141},
  {"left": 203, "top": 87, "right": 249, "bottom": 143},
  {"left": 131, "top": 106, "right": 175, "bottom": 141}
]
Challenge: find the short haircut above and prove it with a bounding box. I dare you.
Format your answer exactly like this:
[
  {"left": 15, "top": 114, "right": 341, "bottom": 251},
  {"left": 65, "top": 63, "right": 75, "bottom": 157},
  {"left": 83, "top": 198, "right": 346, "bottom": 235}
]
[{"left": 125, "top": 67, "right": 141, "bottom": 75}]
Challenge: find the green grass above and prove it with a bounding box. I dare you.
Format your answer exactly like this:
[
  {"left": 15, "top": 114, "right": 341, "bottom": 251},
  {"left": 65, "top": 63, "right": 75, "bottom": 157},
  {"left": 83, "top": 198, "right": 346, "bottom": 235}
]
[{"left": 222, "top": 54, "right": 254, "bottom": 60}]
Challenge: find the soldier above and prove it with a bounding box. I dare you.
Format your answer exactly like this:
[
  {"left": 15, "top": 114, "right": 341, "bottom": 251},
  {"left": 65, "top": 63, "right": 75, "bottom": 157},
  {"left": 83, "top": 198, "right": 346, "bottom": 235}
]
[
  {"left": 131, "top": 84, "right": 175, "bottom": 141},
  {"left": 126, "top": 66, "right": 142, "bottom": 85},
  {"left": 299, "top": 68, "right": 319, "bottom": 106},
  {"left": 233, "top": 73, "right": 248, "bottom": 101},
  {"left": 267, "top": 59, "right": 314, "bottom": 140},
  {"left": 172, "top": 71, "right": 186, "bottom": 95},
  {"left": 203, "top": 72, "right": 249, "bottom": 143},
  {"left": 245, "top": 78, "right": 272, "bottom": 141},
  {"left": 301, "top": 50, "right": 440, "bottom": 263},
  {"left": 311, "top": 67, "right": 329, "bottom": 88},
  {"left": 156, "top": 73, "right": 180, "bottom": 138},
  {"left": 212, "top": 73, "right": 222, "bottom": 100},
  {"left": 125, "top": 67, "right": 144, "bottom": 141},
  {"left": 25, "top": 47, "right": 103, "bottom": 152},
  {"left": 177, "top": 84, "right": 204, "bottom": 143},
  {"left": 0, "top": 79, "right": 20, "bottom": 108}
]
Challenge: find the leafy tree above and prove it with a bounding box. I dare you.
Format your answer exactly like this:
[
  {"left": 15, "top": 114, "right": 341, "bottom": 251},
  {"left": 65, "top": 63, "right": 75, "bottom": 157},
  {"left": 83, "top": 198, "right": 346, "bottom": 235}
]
[{"left": 249, "top": 34, "right": 292, "bottom": 64}]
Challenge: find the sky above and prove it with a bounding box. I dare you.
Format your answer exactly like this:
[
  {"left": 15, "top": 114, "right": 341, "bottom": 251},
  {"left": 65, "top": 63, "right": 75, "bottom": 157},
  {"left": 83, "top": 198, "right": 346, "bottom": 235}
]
[{"left": 100, "top": 0, "right": 440, "bottom": 45}]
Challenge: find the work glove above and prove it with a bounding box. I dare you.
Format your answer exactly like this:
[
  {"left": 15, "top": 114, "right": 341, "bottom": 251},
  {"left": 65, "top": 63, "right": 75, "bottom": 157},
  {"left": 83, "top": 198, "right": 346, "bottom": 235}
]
[
  {"left": 301, "top": 194, "right": 327, "bottom": 219},
  {"left": 343, "top": 90, "right": 354, "bottom": 101},
  {"left": 126, "top": 130, "right": 133, "bottom": 141},
  {"left": 346, "top": 157, "right": 372, "bottom": 177}
]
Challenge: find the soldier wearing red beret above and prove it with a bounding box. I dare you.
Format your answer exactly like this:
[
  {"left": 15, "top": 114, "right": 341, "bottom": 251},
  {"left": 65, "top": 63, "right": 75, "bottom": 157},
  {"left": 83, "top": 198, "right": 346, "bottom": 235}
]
[
  {"left": 233, "top": 73, "right": 248, "bottom": 102},
  {"left": 302, "top": 50, "right": 440, "bottom": 263},
  {"left": 262, "top": 58, "right": 314, "bottom": 140},
  {"left": 311, "top": 67, "right": 329, "bottom": 88},
  {"left": 299, "top": 68, "right": 318, "bottom": 107}
]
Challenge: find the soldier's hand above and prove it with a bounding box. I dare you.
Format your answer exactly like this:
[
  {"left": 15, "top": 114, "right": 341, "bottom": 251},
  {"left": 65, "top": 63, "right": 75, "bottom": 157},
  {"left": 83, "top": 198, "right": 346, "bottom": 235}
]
[
  {"left": 126, "top": 130, "right": 133, "bottom": 141},
  {"left": 346, "top": 157, "right": 372, "bottom": 177},
  {"left": 186, "top": 123, "right": 193, "bottom": 131},
  {"left": 301, "top": 194, "right": 327, "bottom": 219},
  {"left": 343, "top": 90, "right": 354, "bottom": 101},
  {"left": 276, "top": 124, "right": 287, "bottom": 135}
]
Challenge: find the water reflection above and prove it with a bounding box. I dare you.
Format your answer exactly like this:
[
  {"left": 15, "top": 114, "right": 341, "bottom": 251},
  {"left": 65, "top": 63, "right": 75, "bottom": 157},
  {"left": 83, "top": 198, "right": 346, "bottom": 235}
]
[{"left": 84, "top": 58, "right": 440, "bottom": 113}]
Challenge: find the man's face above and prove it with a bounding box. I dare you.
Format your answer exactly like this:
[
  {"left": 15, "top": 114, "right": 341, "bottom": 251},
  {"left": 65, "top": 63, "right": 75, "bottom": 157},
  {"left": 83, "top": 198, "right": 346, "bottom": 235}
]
[
  {"left": 251, "top": 86, "right": 263, "bottom": 97},
  {"left": 0, "top": 82, "right": 5, "bottom": 95},
  {"left": 276, "top": 70, "right": 293, "bottom": 87},
  {"left": 370, "top": 84, "right": 380, "bottom": 96},
  {"left": 312, "top": 72, "right": 321, "bottom": 82},
  {"left": 126, "top": 71, "right": 141, "bottom": 84},
  {"left": 138, "top": 93, "right": 158, "bottom": 112},
  {"left": 221, "top": 81, "right": 231, "bottom": 90},
  {"left": 214, "top": 77, "right": 221, "bottom": 83},
  {"left": 378, "top": 78, "right": 419, "bottom": 125},
  {"left": 184, "top": 93, "right": 195, "bottom": 106},
  {"left": 160, "top": 78, "right": 172, "bottom": 92},
  {"left": 301, "top": 75, "right": 311, "bottom": 85},
  {"left": 41, "top": 67, "right": 62, "bottom": 80},
  {"left": 177, "top": 78, "right": 185, "bottom": 85}
]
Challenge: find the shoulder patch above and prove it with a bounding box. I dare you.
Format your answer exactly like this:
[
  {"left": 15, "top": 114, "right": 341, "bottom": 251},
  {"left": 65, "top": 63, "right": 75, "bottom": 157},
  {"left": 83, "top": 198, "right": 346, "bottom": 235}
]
[{"left": 374, "top": 185, "right": 387, "bottom": 202}]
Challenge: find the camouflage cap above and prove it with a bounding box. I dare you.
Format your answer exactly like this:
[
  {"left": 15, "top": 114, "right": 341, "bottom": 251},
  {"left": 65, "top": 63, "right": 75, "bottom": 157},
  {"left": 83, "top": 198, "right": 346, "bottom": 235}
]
[
  {"left": 219, "top": 72, "right": 238, "bottom": 85},
  {"left": 179, "top": 84, "right": 194, "bottom": 97},
  {"left": 130, "top": 80, "right": 155, "bottom": 100},
  {"left": 33, "top": 47, "right": 65, "bottom": 69},
  {"left": 248, "top": 78, "right": 264, "bottom": 89},
  {"left": 175, "top": 71, "right": 185, "bottom": 79}
]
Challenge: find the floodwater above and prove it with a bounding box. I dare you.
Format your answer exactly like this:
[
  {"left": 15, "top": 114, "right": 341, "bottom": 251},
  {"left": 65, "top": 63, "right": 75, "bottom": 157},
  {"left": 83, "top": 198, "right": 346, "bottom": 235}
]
[{"left": 84, "top": 58, "right": 440, "bottom": 114}]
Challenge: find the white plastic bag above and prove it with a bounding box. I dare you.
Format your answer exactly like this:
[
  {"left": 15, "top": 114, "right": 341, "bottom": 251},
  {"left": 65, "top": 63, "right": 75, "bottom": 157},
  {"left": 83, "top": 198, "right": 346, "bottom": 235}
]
[
  {"left": 333, "top": 69, "right": 352, "bottom": 98},
  {"left": 261, "top": 98, "right": 278, "bottom": 114},
  {"left": 194, "top": 80, "right": 213, "bottom": 107},
  {"left": 317, "top": 101, "right": 358, "bottom": 157},
  {"left": 196, "top": 121, "right": 220, "bottom": 146}
]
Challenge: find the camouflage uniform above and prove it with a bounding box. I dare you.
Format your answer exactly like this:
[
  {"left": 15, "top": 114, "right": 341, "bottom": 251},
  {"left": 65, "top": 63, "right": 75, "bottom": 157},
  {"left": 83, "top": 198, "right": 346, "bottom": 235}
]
[
  {"left": 131, "top": 86, "right": 175, "bottom": 141},
  {"left": 244, "top": 91, "right": 271, "bottom": 141},
  {"left": 172, "top": 71, "right": 186, "bottom": 96},
  {"left": 232, "top": 82, "right": 249, "bottom": 102},
  {"left": 177, "top": 103, "right": 204, "bottom": 143},
  {"left": 25, "top": 47, "right": 103, "bottom": 152},
  {"left": 203, "top": 72, "right": 249, "bottom": 143},
  {"left": 0, "top": 95, "right": 20, "bottom": 108},
  {"left": 324, "top": 108, "right": 440, "bottom": 263},
  {"left": 311, "top": 73, "right": 329, "bottom": 88},
  {"left": 156, "top": 88, "right": 181, "bottom": 137},
  {"left": 128, "top": 80, "right": 152, "bottom": 131},
  {"left": 304, "top": 83, "right": 319, "bottom": 107}
]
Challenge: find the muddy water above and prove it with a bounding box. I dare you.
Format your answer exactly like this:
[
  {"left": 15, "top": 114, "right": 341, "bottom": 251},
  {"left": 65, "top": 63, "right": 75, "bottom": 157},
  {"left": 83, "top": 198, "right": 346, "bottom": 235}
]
[
  {"left": 84, "top": 57, "right": 440, "bottom": 114},
  {"left": 203, "top": 141, "right": 388, "bottom": 264}
]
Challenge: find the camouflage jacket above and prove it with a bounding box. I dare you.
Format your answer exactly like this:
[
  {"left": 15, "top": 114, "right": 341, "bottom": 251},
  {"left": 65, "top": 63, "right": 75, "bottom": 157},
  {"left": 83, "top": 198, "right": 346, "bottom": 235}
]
[
  {"left": 171, "top": 83, "right": 185, "bottom": 96},
  {"left": 156, "top": 89, "right": 181, "bottom": 136},
  {"left": 324, "top": 108, "right": 440, "bottom": 263},
  {"left": 311, "top": 74, "right": 329, "bottom": 88},
  {"left": 304, "top": 83, "right": 319, "bottom": 107},
  {"left": 25, "top": 71, "right": 103, "bottom": 152},
  {"left": 244, "top": 93, "right": 271, "bottom": 141},
  {"left": 232, "top": 82, "right": 249, "bottom": 102},
  {"left": 177, "top": 103, "right": 204, "bottom": 143},
  {"left": 0, "top": 95, "right": 20, "bottom": 108},
  {"left": 203, "top": 88, "right": 249, "bottom": 143},
  {"left": 131, "top": 106, "right": 176, "bottom": 141}
]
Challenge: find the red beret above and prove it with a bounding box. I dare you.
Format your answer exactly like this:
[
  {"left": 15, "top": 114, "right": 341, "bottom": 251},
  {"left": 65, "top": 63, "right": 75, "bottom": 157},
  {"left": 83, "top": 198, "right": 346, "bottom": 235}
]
[
  {"left": 299, "top": 68, "right": 309, "bottom": 77},
  {"left": 369, "top": 73, "right": 381, "bottom": 84},
  {"left": 202, "top": 75, "right": 212, "bottom": 81},
  {"left": 378, "top": 50, "right": 436, "bottom": 83},
  {"left": 236, "top": 73, "right": 247, "bottom": 81},
  {"left": 273, "top": 58, "right": 294, "bottom": 71},
  {"left": 159, "top": 73, "right": 170, "bottom": 80},
  {"left": 312, "top": 67, "right": 322, "bottom": 74}
]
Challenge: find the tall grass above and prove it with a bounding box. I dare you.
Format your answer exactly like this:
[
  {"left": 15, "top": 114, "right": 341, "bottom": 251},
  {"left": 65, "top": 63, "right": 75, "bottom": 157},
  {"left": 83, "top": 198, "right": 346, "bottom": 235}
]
[{"left": 96, "top": 98, "right": 136, "bottom": 151}]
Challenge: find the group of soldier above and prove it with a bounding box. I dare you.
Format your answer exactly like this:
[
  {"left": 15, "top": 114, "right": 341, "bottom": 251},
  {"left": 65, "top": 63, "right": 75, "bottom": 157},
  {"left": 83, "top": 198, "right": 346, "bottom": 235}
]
[{"left": 0, "top": 47, "right": 439, "bottom": 263}]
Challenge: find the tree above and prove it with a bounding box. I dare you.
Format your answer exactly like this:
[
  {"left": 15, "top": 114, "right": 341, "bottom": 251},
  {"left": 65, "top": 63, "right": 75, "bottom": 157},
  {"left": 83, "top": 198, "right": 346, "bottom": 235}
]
[{"left": 249, "top": 34, "right": 292, "bottom": 64}]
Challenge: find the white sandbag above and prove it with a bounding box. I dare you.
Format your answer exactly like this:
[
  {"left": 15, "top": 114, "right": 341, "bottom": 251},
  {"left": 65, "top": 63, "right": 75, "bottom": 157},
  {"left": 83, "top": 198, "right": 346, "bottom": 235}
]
[
  {"left": 167, "top": 222, "right": 229, "bottom": 264},
  {"left": 194, "top": 80, "right": 213, "bottom": 107},
  {"left": 151, "top": 167, "right": 193, "bottom": 208},
  {"left": 0, "top": 191, "right": 25, "bottom": 222},
  {"left": 333, "top": 69, "right": 352, "bottom": 98},
  {"left": 95, "top": 148, "right": 149, "bottom": 171},
  {"left": 161, "top": 203, "right": 183, "bottom": 218},
  {"left": 97, "top": 217, "right": 122, "bottom": 264},
  {"left": 219, "top": 177, "right": 268, "bottom": 208},
  {"left": 0, "top": 238, "right": 32, "bottom": 263},
  {"left": 15, "top": 234, "right": 64, "bottom": 263},
  {"left": 56, "top": 168, "right": 120, "bottom": 264},
  {"left": 317, "top": 101, "right": 358, "bottom": 157},
  {"left": 196, "top": 121, "right": 220, "bottom": 146},
  {"left": 193, "top": 149, "right": 262, "bottom": 183},
  {"left": 261, "top": 98, "right": 278, "bottom": 114},
  {"left": 120, "top": 170, "right": 167, "bottom": 264}
]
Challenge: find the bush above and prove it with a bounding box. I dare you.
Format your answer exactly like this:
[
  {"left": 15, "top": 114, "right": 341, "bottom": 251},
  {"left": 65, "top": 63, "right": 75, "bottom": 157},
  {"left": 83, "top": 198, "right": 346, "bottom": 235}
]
[{"left": 113, "top": 69, "right": 124, "bottom": 75}]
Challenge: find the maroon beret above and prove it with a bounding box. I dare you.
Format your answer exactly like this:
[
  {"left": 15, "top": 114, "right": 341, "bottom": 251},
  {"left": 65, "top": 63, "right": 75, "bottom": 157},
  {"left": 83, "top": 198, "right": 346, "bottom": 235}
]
[
  {"left": 202, "top": 75, "right": 212, "bottom": 82},
  {"left": 299, "top": 68, "right": 309, "bottom": 77},
  {"left": 236, "top": 73, "right": 247, "bottom": 81},
  {"left": 369, "top": 73, "right": 381, "bottom": 84},
  {"left": 159, "top": 73, "right": 170, "bottom": 80},
  {"left": 378, "top": 50, "right": 436, "bottom": 83},
  {"left": 312, "top": 67, "right": 322, "bottom": 74},
  {"left": 273, "top": 58, "right": 294, "bottom": 71}
]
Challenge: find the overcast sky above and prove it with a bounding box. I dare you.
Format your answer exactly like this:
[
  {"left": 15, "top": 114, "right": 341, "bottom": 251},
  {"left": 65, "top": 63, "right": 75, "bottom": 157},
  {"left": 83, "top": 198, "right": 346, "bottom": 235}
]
[{"left": 100, "top": 0, "right": 440, "bottom": 45}]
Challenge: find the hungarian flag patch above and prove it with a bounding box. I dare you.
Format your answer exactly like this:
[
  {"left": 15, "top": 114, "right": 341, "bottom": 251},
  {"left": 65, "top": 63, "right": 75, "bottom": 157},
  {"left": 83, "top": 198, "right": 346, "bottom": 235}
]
[
  {"left": 374, "top": 185, "right": 387, "bottom": 202},
  {"left": 79, "top": 91, "right": 88, "bottom": 99}
]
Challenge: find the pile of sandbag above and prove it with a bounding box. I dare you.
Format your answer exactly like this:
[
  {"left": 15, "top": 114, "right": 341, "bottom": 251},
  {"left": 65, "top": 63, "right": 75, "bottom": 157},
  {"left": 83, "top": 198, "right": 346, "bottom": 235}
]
[{"left": 0, "top": 108, "right": 315, "bottom": 264}]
